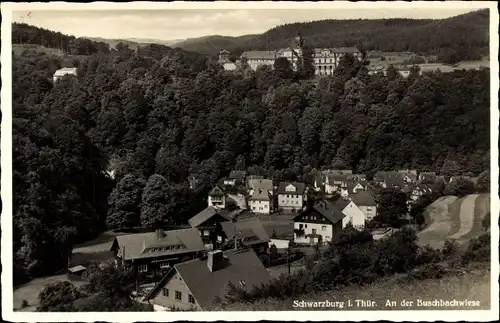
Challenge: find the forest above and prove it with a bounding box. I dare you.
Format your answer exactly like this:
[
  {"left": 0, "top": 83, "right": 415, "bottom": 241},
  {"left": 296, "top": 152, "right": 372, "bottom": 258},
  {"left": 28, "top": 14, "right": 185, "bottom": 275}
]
[
  {"left": 174, "top": 9, "right": 489, "bottom": 63},
  {"left": 12, "top": 23, "right": 490, "bottom": 286}
]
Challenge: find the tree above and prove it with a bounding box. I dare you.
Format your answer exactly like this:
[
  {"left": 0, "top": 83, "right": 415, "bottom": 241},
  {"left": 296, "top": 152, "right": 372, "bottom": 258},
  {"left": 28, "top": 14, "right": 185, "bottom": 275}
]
[
  {"left": 38, "top": 281, "right": 84, "bottom": 312},
  {"left": 445, "top": 177, "right": 475, "bottom": 197},
  {"left": 273, "top": 57, "right": 293, "bottom": 79},
  {"left": 375, "top": 188, "right": 408, "bottom": 227},
  {"left": 476, "top": 170, "right": 490, "bottom": 193},
  {"left": 106, "top": 174, "right": 146, "bottom": 229},
  {"left": 141, "top": 174, "right": 172, "bottom": 227}
]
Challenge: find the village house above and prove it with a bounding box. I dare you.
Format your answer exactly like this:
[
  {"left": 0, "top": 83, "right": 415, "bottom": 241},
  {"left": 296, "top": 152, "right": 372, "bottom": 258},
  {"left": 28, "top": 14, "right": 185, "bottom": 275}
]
[
  {"left": 188, "top": 207, "right": 232, "bottom": 249},
  {"left": 339, "top": 179, "right": 367, "bottom": 198},
  {"left": 324, "top": 174, "right": 348, "bottom": 195},
  {"left": 207, "top": 185, "right": 227, "bottom": 209},
  {"left": 374, "top": 171, "right": 406, "bottom": 189},
  {"left": 350, "top": 190, "right": 378, "bottom": 221},
  {"left": 410, "top": 184, "right": 432, "bottom": 202},
  {"left": 398, "top": 169, "right": 418, "bottom": 183},
  {"left": 219, "top": 218, "right": 271, "bottom": 256},
  {"left": 110, "top": 228, "right": 206, "bottom": 282},
  {"left": 223, "top": 170, "right": 247, "bottom": 187},
  {"left": 143, "top": 248, "right": 272, "bottom": 311},
  {"left": 53, "top": 67, "right": 78, "bottom": 83},
  {"left": 293, "top": 200, "right": 347, "bottom": 245},
  {"left": 335, "top": 198, "right": 367, "bottom": 230},
  {"left": 277, "top": 182, "right": 307, "bottom": 212},
  {"left": 247, "top": 178, "right": 273, "bottom": 214}
]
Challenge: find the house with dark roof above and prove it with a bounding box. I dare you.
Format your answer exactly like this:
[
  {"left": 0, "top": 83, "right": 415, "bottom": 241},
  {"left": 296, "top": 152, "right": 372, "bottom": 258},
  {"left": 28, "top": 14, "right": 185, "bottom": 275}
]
[
  {"left": 277, "top": 182, "right": 307, "bottom": 212},
  {"left": 208, "top": 185, "right": 227, "bottom": 208},
  {"left": 374, "top": 171, "right": 406, "bottom": 189},
  {"left": 339, "top": 179, "right": 367, "bottom": 198},
  {"left": 324, "top": 174, "right": 348, "bottom": 195},
  {"left": 143, "top": 248, "right": 272, "bottom": 311},
  {"left": 334, "top": 197, "right": 367, "bottom": 230},
  {"left": 219, "top": 218, "right": 271, "bottom": 255},
  {"left": 188, "top": 206, "right": 232, "bottom": 248},
  {"left": 223, "top": 170, "right": 247, "bottom": 187},
  {"left": 293, "top": 200, "right": 347, "bottom": 245},
  {"left": 398, "top": 169, "right": 418, "bottom": 183},
  {"left": 110, "top": 228, "right": 206, "bottom": 282},
  {"left": 418, "top": 172, "right": 437, "bottom": 182},
  {"left": 247, "top": 178, "right": 274, "bottom": 214},
  {"left": 350, "top": 190, "right": 378, "bottom": 221}
]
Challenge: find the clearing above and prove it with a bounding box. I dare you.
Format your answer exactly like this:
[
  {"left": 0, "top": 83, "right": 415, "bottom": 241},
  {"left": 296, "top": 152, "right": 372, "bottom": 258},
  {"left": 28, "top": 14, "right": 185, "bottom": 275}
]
[{"left": 417, "top": 194, "right": 490, "bottom": 249}]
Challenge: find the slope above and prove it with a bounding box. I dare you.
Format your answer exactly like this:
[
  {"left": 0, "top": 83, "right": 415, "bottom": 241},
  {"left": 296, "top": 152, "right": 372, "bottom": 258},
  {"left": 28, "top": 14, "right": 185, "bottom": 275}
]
[{"left": 174, "top": 9, "right": 488, "bottom": 59}]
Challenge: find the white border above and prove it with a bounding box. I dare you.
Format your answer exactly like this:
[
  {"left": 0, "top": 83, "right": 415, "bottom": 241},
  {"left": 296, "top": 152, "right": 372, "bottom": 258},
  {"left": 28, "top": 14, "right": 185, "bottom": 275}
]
[{"left": 1, "top": 1, "right": 499, "bottom": 322}]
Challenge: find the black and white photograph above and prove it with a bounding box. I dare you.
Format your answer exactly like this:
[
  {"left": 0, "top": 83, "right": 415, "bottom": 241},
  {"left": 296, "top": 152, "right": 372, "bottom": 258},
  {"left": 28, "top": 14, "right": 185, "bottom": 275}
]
[{"left": 1, "top": 1, "right": 498, "bottom": 322}]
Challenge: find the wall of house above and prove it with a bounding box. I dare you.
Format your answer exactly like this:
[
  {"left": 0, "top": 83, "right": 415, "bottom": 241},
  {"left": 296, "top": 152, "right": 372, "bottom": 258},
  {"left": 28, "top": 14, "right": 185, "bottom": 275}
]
[
  {"left": 293, "top": 221, "right": 333, "bottom": 244},
  {"left": 358, "top": 205, "right": 377, "bottom": 221},
  {"left": 208, "top": 195, "right": 225, "bottom": 208},
  {"left": 152, "top": 271, "right": 201, "bottom": 311},
  {"left": 341, "top": 202, "right": 366, "bottom": 230},
  {"left": 325, "top": 183, "right": 340, "bottom": 195},
  {"left": 249, "top": 200, "right": 270, "bottom": 214},
  {"left": 248, "top": 59, "right": 274, "bottom": 71},
  {"left": 278, "top": 193, "right": 303, "bottom": 210}
]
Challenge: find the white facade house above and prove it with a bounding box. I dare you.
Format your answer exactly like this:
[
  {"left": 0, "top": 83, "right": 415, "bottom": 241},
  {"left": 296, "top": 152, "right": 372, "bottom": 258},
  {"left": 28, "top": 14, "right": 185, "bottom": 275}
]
[
  {"left": 351, "top": 190, "right": 378, "bottom": 221},
  {"left": 248, "top": 179, "right": 274, "bottom": 214},
  {"left": 53, "top": 67, "right": 78, "bottom": 83},
  {"left": 207, "top": 186, "right": 226, "bottom": 209},
  {"left": 277, "top": 182, "right": 306, "bottom": 211},
  {"left": 293, "top": 200, "right": 346, "bottom": 245},
  {"left": 336, "top": 199, "right": 367, "bottom": 230}
]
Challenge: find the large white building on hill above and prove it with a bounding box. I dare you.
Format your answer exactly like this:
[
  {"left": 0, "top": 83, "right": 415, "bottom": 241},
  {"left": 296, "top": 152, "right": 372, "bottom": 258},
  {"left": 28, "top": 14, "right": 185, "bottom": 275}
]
[{"left": 220, "top": 33, "right": 362, "bottom": 76}]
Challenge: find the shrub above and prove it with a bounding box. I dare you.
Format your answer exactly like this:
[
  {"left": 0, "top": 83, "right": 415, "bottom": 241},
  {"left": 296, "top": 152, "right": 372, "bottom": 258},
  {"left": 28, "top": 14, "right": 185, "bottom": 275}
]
[
  {"left": 372, "top": 227, "right": 419, "bottom": 276},
  {"left": 406, "top": 263, "right": 446, "bottom": 281},
  {"left": 21, "top": 300, "right": 29, "bottom": 308},
  {"left": 481, "top": 212, "right": 490, "bottom": 231},
  {"left": 442, "top": 240, "right": 459, "bottom": 259},
  {"left": 461, "top": 233, "right": 490, "bottom": 265},
  {"left": 416, "top": 245, "right": 442, "bottom": 265},
  {"left": 37, "top": 281, "right": 84, "bottom": 312}
]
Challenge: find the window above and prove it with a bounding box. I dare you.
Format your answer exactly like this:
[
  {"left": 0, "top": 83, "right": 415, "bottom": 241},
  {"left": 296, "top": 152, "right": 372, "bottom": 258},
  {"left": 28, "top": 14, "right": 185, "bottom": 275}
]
[
  {"left": 175, "top": 291, "right": 182, "bottom": 301},
  {"left": 367, "top": 207, "right": 372, "bottom": 211},
  {"left": 322, "top": 226, "right": 327, "bottom": 231},
  {"left": 299, "top": 224, "right": 303, "bottom": 229},
  {"left": 160, "top": 262, "right": 170, "bottom": 269},
  {"left": 312, "top": 229, "right": 317, "bottom": 234},
  {"left": 162, "top": 288, "right": 169, "bottom": 297},
  {"left": 188, "top": 294, "right": 195, "bottom": 304},
  {"left": 287, "top": 194, "right": 290, "bottom": 198},
  {"left": 305, "top": 224, "right": 308, "bottom": 228},
  {"left": 325, "top": 236, "right": 330, "bottom": 241},
  {"left": 138, "top": 264, "right": 148, "bottom": 273}
]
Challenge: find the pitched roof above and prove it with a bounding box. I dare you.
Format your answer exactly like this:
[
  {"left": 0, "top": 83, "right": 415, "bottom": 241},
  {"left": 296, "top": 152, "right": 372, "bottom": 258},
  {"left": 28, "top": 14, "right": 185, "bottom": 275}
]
[
  {"left": 350, "top": 190, "right": 377, "bottom": 207},
  {"left": 295, "top": 200, "right": 346, "bottom": 224},
  {"left": 229, "top": 170, "right": 247, "bottom": 181},
  {"left": 54, "top": 67, "right": 77, "bottom": 76},
  {"left": 248, "top": 179, "right": 273, "bottom": 201},
  {"left": 334, "top": 198, "right": 351, "bottom": 211},
  {"left": 209, "top": 185, "right": 225, "bottom": 197},
  {"left": 189, "top": 206, "right": 231, "bottom": 228},
  {"left": 219, "top": 208, "right": 245, "bottom": 221},
  {"left": 144, "top": 248, "right": 271, "bottom": 309},
  {"left": 277, "top": 182, "right": 306, "bottom": 195},
  {"left": 221, "top": 218, "right": 270, "bottom": 245},
  {"left": 241, "top": 50, "right": 277, "bottom": 60},
  {"left": 113, "top": 228, "right": 205, "bottom": 261},
  {"left": 331, "top": 47, "right": 360, "bottom": 53}
]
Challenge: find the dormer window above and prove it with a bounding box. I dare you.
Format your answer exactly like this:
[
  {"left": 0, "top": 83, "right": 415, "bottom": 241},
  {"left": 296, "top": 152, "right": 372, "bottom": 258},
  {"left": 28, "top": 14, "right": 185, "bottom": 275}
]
[{"left": 239, "top": 280, "right": 246, "bottom": 286}]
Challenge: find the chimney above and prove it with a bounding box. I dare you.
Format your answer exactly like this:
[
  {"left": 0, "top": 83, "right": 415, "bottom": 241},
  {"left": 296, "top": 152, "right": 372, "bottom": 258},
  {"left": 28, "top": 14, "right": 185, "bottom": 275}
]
[
  {"left": 155, "top": 229, "right": 165, "bottom": 240},
  {"left": 207, "top": 250, "right": 225, "bottom": 272}
]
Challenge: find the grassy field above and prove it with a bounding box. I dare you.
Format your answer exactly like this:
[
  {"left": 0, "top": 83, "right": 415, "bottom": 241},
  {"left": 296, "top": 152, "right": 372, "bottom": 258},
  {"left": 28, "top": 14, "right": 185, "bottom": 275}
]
[
  {"left": 214, "top": 264, "right": 491, "bottom": 311},
  {"left": 417, "top": 194, "right": 490, "bottom": 250}
]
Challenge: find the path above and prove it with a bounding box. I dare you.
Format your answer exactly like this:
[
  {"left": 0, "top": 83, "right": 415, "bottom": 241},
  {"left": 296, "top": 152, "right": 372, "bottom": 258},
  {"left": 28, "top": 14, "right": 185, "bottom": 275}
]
[{"left": 448, "top": 194, "right": 479, "bottom": 240}]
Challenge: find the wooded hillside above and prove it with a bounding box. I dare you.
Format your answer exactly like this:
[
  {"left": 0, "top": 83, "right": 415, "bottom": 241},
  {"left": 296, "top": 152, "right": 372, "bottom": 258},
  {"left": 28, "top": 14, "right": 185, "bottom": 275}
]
[
  {"left": 12, "top": 24, "right": 490, "bottom": 285},
  {"left": 174, "top": 9, "right": 489, "bottom": 62}
]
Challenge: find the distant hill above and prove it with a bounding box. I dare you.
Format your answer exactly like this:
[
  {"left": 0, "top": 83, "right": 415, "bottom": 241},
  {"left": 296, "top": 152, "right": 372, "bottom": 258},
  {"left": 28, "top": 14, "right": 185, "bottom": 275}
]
[
  {"left": 87, "top": 37, "right": 185, "bottom": 49},
  {"left": 173, "top": 9, "right": 489, "bottom": 61}
]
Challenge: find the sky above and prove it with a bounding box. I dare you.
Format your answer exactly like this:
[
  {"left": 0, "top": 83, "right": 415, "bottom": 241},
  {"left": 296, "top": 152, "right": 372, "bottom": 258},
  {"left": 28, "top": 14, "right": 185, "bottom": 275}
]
[{"left": 11, "top": 8, "right": 483, "bottom": 42}]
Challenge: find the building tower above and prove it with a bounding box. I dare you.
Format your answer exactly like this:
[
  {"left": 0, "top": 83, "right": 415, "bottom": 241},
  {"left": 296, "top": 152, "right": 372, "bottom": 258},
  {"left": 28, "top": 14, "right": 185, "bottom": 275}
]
[
  {"left": 292, "top": 31, "right": 305, "bottom": 69},
  {"left": 218, "top": 49, "right": 230, "bottom": 63}
]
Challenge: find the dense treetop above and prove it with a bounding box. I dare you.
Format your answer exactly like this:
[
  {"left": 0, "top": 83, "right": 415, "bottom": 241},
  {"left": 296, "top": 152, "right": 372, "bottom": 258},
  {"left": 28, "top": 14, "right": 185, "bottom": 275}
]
[{"left": 12, "top": 22, "right": 489, "bottom": 285}]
